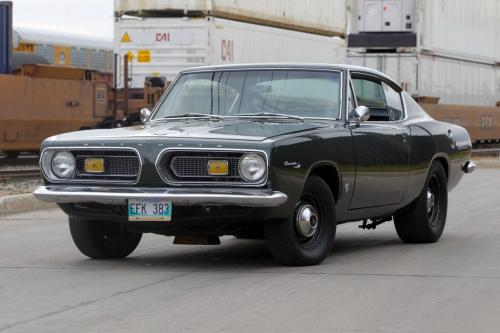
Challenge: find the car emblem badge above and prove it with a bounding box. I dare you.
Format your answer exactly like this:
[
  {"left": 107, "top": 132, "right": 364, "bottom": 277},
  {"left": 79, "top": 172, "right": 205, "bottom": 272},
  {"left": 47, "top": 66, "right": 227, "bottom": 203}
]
[
  {"left": 84, "top": 158, "right": 105, "bottom": 173},
  {"left": 207, "top": 160, "right": 229, "bottom": 176}
]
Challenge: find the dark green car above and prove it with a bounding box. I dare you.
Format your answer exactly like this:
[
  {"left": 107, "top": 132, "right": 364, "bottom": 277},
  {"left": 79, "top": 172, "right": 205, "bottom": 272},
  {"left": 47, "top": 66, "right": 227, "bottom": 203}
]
[{"left": 34, "top": 64, "right": 474, "bottom": 265}]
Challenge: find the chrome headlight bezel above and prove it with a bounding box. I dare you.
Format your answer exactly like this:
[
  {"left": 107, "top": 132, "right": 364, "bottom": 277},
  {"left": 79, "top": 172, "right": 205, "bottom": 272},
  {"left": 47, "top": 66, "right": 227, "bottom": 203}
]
[
  {"left": 239, "top": 153, "right": 267, "bottom": 182},
  {"left": 40, "top": 149, "right": 76, "bottom": 180}
]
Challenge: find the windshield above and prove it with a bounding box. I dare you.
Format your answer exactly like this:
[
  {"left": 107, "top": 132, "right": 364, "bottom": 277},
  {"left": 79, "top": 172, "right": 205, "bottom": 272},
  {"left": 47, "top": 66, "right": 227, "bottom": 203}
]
[{"left": 151, "top": 70, "right": 342, "bottom": 120}]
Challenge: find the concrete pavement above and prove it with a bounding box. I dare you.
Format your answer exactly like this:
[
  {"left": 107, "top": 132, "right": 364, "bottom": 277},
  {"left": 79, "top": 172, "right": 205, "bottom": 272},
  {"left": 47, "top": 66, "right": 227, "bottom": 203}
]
[{"left": 0, "top": 169, "right": 499, "bottom": 332}]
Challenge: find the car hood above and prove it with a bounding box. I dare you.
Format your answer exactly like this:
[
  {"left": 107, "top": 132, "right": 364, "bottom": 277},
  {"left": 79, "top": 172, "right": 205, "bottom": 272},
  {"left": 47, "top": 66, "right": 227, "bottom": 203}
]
[{"left": 49, "top": 118, "right": 331, "bottom": 143}]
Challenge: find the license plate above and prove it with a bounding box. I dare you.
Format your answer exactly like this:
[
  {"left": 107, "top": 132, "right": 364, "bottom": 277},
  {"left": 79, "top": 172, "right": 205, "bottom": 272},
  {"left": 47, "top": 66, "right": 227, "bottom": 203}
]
[{"left": 128, "top": 199, "right": 172, "bottom": 221}]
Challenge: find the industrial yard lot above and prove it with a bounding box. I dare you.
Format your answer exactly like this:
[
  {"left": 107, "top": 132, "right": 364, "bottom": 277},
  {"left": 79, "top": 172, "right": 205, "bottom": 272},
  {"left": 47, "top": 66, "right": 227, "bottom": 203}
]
[{"left": 1, "top": 168, "right": 499, "bottom": 332}]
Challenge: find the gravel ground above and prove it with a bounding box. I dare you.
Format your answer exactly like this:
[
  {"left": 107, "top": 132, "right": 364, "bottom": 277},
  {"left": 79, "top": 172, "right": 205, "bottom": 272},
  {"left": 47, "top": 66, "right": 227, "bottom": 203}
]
[{"left": 0, "top": 179, "right": 43, "bottom": 197}]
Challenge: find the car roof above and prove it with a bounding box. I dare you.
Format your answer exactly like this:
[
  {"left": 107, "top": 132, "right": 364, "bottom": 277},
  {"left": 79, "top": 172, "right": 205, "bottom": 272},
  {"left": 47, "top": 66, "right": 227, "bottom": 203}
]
[{"left": 179, "top": 63, "right": 401, "bottom": 90}]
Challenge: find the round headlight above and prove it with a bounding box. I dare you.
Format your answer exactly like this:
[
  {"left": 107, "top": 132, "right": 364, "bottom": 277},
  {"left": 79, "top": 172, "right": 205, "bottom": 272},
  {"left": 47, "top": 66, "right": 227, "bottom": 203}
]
[
  {"left": 239, "top": 153, "right": 266, "bottom": 182},
  {"left": 51, "top": 151, "right": 75, "bottom": 178}
]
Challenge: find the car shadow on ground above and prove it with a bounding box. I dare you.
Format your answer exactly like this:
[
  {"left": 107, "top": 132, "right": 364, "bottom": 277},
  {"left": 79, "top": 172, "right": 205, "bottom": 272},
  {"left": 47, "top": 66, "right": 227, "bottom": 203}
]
[{"left": 72, "top": 227, "right": 408, "bottom": 271}]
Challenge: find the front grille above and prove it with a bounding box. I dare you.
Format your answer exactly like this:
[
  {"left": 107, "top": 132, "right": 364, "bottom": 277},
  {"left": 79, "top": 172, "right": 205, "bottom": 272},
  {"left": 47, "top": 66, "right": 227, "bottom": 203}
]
[
  {"left": 171, "top": 156, "right": 241, "bottom": 179},
  {"left": 156, "top": 150, "right": 267, "bottom": 186},
  {"left": 71, "top": 149, "right": 141, "bottom": 182}
]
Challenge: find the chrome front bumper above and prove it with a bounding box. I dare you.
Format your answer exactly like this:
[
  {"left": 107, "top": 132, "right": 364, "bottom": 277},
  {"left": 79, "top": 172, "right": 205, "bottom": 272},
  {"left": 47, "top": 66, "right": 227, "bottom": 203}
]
[{"left": 33, "top": 186, "right": 288, "bottom": 207}]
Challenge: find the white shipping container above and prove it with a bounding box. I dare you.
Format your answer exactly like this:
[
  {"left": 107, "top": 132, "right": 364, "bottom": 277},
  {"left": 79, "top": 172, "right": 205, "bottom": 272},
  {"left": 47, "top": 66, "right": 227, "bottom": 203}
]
[
  {"left": 347, "top": 53, "right": 499, "bottom": 107},
  {"left": 419, "top": 0, "right": 500, "bottom": 63},
  {"left": 115, "top": 17, "right": 346, "bottom": 88},
  {"left": 350, "top": 0, "right": 500, "bottom": 63},
  {"left": 115, "top": 0, "right": 347, "bottom": 36}
]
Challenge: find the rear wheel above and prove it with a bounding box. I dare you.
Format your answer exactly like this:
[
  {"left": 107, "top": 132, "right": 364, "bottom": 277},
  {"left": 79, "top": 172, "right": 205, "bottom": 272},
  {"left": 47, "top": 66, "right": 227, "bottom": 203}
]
[
  {"left": 264, "top": 175, "right": 337, "bottom": 266},
  {"left": 394, "top": 161, "right": 448, "bottom": 243},
  {"left": 69, "top": 217, "right": 142, "bottom": 259}
]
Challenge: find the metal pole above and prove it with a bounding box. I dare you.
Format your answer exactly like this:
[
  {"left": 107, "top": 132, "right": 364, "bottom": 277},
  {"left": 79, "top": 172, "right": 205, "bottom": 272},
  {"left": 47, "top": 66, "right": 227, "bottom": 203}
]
[
  {"left": 112, "top": 53, "right": 118, "bottom": 127},
  {"left": 123, "top": 53, "right": 129, "bottom": 116},
  {"left": 0, "top": 1, "right": 12, "bottom": 74}
]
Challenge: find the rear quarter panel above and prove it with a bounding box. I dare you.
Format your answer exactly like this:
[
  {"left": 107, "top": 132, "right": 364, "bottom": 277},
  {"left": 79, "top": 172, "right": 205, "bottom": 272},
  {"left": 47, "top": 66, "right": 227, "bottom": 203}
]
[{"left": 403, "top": 120, "right": 471, "bottom": 206}]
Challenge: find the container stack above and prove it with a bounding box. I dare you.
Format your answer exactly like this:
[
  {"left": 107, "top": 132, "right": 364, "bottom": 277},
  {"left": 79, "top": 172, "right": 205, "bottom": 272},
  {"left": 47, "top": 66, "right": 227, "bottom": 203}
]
[
  {"left": 114, "top": 0, "right": 348, "bottom": 88},
  {"left": 347, "top": 0, "right": 500, "bottom": 108}
]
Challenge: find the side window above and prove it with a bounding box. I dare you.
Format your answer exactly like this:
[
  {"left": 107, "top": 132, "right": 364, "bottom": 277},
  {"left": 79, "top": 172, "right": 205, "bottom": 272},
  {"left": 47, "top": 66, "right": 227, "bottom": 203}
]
[
  {"left": 352, "top": 77, "right": 404, "bottom": 121},
  {"left": 352, "top": 78, "right": 386, "bottom": 108},
  {"left": 382, "top": 82, "right": 404, "bottom": 121}
]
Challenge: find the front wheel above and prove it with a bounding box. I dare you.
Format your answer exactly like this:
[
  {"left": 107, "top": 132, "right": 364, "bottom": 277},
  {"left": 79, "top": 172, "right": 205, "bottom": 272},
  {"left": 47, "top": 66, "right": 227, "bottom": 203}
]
[
  {"left": 69, "top": 217, "right": 142, "bottom": 259},
  {"left": 394, "top": 161, "right": 448, "bottom": 243},
  {"left": 264, "top": 175, "right": 337, "bottom": 266}
]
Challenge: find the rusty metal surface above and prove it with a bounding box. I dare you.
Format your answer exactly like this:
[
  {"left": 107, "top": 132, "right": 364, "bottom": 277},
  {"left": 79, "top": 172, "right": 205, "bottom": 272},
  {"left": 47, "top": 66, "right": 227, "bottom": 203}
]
[
  {"left": 423, "top": 103, "right": 500, "bottom": 142},
  {"left": 0, "top": 66, "right": 112, "bottom": 152}
]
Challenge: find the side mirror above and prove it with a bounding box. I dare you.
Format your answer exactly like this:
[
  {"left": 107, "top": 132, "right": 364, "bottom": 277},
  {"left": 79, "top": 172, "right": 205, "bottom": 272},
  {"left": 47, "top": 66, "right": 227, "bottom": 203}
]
[
  {"left": 140, "top": 108, "right": 151, "bottom": 124},
  {"left": 353, "top": 105, "right": 370, "bottom": 126}
]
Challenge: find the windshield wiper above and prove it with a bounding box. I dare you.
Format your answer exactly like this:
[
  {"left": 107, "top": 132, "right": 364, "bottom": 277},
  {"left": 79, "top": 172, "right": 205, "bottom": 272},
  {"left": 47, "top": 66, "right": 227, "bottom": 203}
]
[
  {"left": 161, "top": 113, "right": 223, "bottom": 120},
  {"left": 235, "top": 112, "right": 304, "bottom": 121}
]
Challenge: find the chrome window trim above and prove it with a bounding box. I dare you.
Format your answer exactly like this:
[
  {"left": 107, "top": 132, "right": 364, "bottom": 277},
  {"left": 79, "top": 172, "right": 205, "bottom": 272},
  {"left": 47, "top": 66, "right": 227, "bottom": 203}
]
[
  {"left": 155, "top": 147, "right": 269, "bottom": 187},
  {"left": 347, "top": 69, "right": 408, "bottom": 124},
  {"left": 39, "top": 147, "right": 143, "bottom": 185},
  {"left": 149, "top": 68, "right": 344, "bottom": 121}
]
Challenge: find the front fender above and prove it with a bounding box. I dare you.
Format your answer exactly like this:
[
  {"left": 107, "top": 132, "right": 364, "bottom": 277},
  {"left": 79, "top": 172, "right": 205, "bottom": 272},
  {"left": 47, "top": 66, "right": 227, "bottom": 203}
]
[{"left": 266, "top": 126, "right": 355, "bottom": 219}]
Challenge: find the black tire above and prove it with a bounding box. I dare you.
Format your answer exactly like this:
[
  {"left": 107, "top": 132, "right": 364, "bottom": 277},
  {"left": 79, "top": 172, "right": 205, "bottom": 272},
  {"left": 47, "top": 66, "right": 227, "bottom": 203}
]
[
  {"left": 264, "top": 175, "right": 337, "bottom": 266},
  {"left": 394, "top": 161, "right": 448, "bottom": 243},
  {"left": 68, "top": 217, "right": 142, "bottom": 259}
]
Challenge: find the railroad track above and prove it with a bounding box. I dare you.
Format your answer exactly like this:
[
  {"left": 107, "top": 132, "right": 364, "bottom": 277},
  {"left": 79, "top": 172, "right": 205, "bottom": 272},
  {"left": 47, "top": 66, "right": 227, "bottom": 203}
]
[
  {"left": 471, "top": 148, "right": 500, "bottom": 158},
  {"left": 0, "top": 168, "right": 41, "bottom": 180},
  {"left": 0, "top": 157, "right": 39, "bottom": 167}
]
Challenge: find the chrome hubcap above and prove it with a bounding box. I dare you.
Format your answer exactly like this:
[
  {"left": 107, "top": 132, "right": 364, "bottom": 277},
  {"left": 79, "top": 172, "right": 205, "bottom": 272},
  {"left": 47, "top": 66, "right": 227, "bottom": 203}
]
[
  {"left": 426, "top": 189, "right": 435, "bottom": 214},
  {"left": 295, "top": 204, "right": 319, "bottom": 238}
]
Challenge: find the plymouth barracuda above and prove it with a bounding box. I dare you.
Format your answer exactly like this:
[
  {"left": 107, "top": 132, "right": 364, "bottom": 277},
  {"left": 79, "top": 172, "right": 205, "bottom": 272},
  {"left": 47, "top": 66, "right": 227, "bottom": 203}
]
[{"left": 34, "top": 64, "right": 475, "bottom": 265}]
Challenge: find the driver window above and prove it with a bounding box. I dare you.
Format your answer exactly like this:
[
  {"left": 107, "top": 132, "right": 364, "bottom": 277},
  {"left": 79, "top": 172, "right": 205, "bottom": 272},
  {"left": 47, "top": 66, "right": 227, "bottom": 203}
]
[{"left": 352, "top": 78, "right": 404, "bottom": 121}]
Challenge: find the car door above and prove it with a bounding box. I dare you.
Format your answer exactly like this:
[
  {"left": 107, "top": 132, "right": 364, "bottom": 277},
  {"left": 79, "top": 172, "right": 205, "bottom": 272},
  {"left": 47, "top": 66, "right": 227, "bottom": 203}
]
[{"left": 348, "top": 73, "right": 409, "bottom": 209}]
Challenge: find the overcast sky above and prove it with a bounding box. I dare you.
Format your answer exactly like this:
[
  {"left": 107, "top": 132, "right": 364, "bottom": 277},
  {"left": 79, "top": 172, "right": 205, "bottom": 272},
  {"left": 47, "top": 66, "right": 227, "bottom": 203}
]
[{"left": 11, "top": 0, "right": 114, "bottom": 42}]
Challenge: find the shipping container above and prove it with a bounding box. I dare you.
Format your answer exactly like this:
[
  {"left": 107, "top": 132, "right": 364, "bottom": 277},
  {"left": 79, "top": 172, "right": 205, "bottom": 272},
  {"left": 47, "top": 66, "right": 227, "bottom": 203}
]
[
  {"left": 115, "top": 0, "right": 347, "bottom": 37},
  {"left": 115, "top": 17, "right": 347, "bottom": 89},
  {"left": 349, "top": 0, "right": 500, "bottom": 63},
  {"left": 347, "top": 52, "right": 499, "bottom": 107}
]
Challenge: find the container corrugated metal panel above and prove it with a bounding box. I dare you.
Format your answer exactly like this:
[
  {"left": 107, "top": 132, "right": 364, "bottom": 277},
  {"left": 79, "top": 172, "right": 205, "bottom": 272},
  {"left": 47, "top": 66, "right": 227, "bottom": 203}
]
[
  {"left": 419, "top": 0, "right": 500, "bottom": 63},
  {"left": 92, "top": 50, "right": 107, "bottom": 72},
  {"left": 115, "top": 0, "right": 347, "bottom": 36},
  {"left": 35, "top": 44, "right": 54, "bottom": 65},
  {"left": 347, "top": 52, "right": 499, "bottom": 107},
  {"left": 115, "top": 17, "right": 346, "bottom": 88},
  {"left": 70, "top": 47, "right": 87, "bottom": 68}
]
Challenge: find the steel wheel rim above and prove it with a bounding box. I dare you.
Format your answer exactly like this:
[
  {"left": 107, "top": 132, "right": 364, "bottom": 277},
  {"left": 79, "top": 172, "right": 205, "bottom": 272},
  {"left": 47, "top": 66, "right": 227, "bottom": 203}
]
[
  {"left": 427, "top": 174, "right": 441, "bottom": 226},
  {"left": 294, "top": 195, "right": 322, "bottom": 248}
]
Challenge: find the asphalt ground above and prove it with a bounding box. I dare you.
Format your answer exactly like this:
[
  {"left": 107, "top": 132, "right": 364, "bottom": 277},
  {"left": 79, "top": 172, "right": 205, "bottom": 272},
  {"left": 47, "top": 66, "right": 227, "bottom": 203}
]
[{"left": 0, "top": 168, "right": 499, "bottom": 332}]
